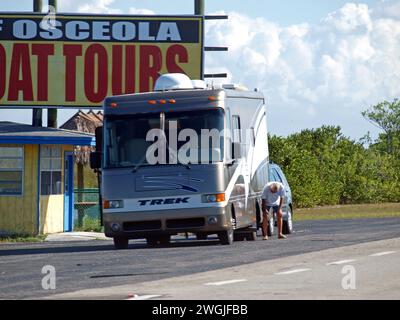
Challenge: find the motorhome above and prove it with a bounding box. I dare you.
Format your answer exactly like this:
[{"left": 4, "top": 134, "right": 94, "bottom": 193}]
[{"left": 91, "top": 73, "right": 270, "bottom": 249}]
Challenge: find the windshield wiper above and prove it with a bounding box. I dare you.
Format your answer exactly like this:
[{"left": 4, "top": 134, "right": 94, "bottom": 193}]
[
  {"left": 132, "top": 154, "right": 150, "bottom": 173},
  {"left": 176, "top": 162, "right": 191, "bottom": 170}
]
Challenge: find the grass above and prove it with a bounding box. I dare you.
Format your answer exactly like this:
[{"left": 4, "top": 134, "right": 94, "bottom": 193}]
[
  {"left": 74, "top": 217, "right": 103, "bottom": 233},
  {"left": 294, "top": 203, "right": 400, "bottom": 221},
  {"left": 0, "top": 234, "right": 47, "bottom": 243}
]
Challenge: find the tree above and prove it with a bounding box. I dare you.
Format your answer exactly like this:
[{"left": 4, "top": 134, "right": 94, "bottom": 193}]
[
  {"left": 362, "top": 99, "right": 400, "bottom": 155},
  {"left": 269, "top": 125, "right": 400, "bottom": 207}
]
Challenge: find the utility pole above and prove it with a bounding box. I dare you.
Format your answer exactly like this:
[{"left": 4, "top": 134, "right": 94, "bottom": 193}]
[
  {"left": 47, "top": 0, "right": 58, "bottom": 128},
  {"left": 32, "top": 0, "right": 43, "bottom": 127},
  {"left": 195, "top": 0, "right": 204, "bottom": 15}
]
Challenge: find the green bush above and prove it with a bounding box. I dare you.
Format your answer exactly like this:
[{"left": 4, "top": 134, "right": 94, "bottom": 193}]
[{"left": 269, "top": 126, "right": 400, "bottom": 208}]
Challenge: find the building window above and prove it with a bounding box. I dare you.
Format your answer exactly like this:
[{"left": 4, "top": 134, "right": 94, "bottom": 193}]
[
  {"left": 40, "top": 145, "right": 62, "bottom": 196},
  {"left": 0, "top": 147, "right": 24, "bottom": 196}
]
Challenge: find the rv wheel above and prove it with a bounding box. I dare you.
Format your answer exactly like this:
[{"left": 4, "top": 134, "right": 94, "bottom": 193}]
[
  {"left": 245, "top": 231, "right": 257, "bottom": 241},
  {"left": 146, "top": 237, "right": 159, "bottom": 246},
  {"left": 234, "top": 233, "right": 245, "bottom": 241},
  {"left": 159, "top": 235, "right": 171, "bottom": 245},
  {"left": 113, "top": 237, "right": 129, "bottom": 250},
  {"left": 219, "top": 229, "right": 234, "bottom": 245},
  {"left": 196, "top": 233, "right": 208, "bottom": 240}
]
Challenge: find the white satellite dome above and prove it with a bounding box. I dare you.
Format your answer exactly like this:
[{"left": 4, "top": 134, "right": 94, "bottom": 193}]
[{"left": 154, "top": 73, "right": 194, "bottom": 91}]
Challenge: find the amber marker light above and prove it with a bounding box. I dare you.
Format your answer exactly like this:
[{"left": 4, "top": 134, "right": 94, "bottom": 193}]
[
  {"left": 215, "top": 193, "right": 226, "bottom": 202},
  {"left": 208, "top": 96, "right": 217, "bottom": 101},
  {"left": 103, "top": 200, "right": 110, "bottom": 209},
  {"left": 169, "top": 99, "right": 176, "bottom": 104},
  {"left": 159, "top": 99, "right": 167, "bottom": 104},
  {"left": 148, "top": 100, "right": 157, "bottom": 105},
  {"left": 110, "top": 102, "right": 118, "bottom": 108}
]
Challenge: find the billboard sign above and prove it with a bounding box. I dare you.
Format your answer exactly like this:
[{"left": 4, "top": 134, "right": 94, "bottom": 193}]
[{"left": 0, "top": 14, "right": 204, "bottom": 108}]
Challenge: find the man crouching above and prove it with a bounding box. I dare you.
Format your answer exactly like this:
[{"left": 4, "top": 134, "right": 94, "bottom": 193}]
[{"left": 262, "top": 182, "right": 287, "bottom": 240}]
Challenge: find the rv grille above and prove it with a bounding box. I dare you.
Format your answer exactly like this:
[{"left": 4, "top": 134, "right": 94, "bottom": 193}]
[
  {"left": 123, "top": 220, "right": 162, "bottom": 231},
  {"left": 166, "top": 218, "right": 205, "bottom": 229}
]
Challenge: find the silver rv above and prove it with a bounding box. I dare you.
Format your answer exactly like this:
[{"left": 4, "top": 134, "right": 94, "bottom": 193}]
[{"left": 91, "top": 74, "right": 270, "bottom": 249}]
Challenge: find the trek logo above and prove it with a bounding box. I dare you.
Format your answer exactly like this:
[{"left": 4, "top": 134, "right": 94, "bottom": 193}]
[{"left": 138, "top": 197, "right": 191, "bottom": 206}]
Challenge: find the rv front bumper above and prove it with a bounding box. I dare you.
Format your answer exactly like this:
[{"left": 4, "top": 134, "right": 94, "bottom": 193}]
[{"left": 103, "top": 207, "right": 231, "bottom": 239}]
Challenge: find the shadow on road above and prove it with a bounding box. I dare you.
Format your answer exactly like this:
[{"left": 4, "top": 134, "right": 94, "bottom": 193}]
[{"left": 0, "top": 238, "right": 224, "bottom": 256}]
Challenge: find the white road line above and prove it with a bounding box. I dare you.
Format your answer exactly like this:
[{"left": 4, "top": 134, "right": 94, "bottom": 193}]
[
  {"left": 369, "top": 251, "right": 396, "bottom": 257},
  {"left": 274, "top": 268, "right": 311, "bottom": 275},
  {"left": 127, "top": 295, "right": 161, "bottom": 300},
  {"left": 326, "top": 259, "right": 356, "bottom": 266},
  {"left": 204, "top": 279, "right": 247, "bottom": 286}
]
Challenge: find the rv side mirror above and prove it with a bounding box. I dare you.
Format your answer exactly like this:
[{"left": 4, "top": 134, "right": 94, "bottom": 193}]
[
  {"left": 95, "top": 126, "right": 103, "bottom": 152},
  {"left": 90, "top": 151, "right": 102, "bottom": 170},
  {"left": 232, "top": 142, "right": 242, "bottom": 160}
]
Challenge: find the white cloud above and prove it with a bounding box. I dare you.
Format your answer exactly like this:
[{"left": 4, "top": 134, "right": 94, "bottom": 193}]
[
  {"left": 374, "top": 0, "right": 400, "bottom": 19},
  {"left": 323, "top": 3, "right": 372, "bottom": 33},
  {"left": 58, "top": 0, "right": 155, "bottom": 15},
  {"left": 205, "top": 3, "right": 400, "bottom": 138},
  {"left": 60, "top": 0, "right": 121, "bottom": 14},
  {"left": 128, "top": 7, "right": 155, "bottom": 15}
]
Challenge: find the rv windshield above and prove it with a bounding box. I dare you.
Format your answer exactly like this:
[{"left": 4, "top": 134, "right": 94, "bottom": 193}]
[{"left": 105, "top": 109, "right": 225, "bottom": 168}]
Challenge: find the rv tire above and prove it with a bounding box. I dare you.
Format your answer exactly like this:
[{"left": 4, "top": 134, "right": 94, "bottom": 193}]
[
  {"left": 146, "top": 237, "right": 159, "bottom": 246},
  {"left": 234, "top": 233, "right": 245, "bottom": 241},
  {"left": 245, "top": 231, "right": 257, "bottom": 241},
  {"left": 113, "top": 237, "right": 129, "bottom": 250},
  {"left": 159, "top": 235, "right": 171, "bottom": 245},
  {"left": 196, "top": 233, "right": 208, "bottom": 240},
  {"left": 219, "top": 229, "right": 234, "bottom": 245}
]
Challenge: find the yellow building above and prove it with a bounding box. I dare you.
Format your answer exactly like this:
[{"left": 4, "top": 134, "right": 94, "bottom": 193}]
[{"left": 0, "top": 122, "right": 95, "bottom": 236}]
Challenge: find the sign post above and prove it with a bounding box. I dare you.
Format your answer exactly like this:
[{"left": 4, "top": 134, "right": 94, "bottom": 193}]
[
  {"left": 47, "top": 0, "right": 57, "bottom": 128},
  {"left": 32, "top": 0, "right": 43, "bottom": 127},
  {"left": 195, "top": 0, "right": 205, "bottom": 15}
]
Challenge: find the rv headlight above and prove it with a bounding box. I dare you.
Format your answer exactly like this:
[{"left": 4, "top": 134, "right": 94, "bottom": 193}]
[
  {"left": 103, "top": 200, "right": 124, "bottom": 209},
  {"left": 203, "top": 193, "right": 225, "bottom": 203},
  {"left": 111, "top": 223, "right": 121, "bottom": 232}
]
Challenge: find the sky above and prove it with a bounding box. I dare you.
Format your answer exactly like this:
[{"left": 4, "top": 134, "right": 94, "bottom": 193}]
[{"left": 0, "top": 0, "right": 400, "bottom": 140}]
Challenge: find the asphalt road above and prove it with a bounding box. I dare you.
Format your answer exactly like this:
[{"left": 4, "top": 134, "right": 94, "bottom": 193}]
[
  {"left": 0, "top": 218, "right": 399, "bottom": 299},
  {"left": 51, "top": 237, "right": 400, "bottom": 300}
]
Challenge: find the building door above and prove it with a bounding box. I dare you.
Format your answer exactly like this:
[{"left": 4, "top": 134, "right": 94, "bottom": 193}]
[{"left": 64, "top": 152, "right": 74, "bottom": 232}]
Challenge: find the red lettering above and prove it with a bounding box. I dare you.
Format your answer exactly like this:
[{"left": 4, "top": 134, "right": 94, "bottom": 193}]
[
  {"left": 112, "top": 45, "right": 136, "bottom": 95},
  {"left": 84, "top": 44, "right": 108, "bottom": 103},
  {"left": 0, "top": 45, "right": 5, "bottom": 99},
  {"left": 112, "top": 45, "right": 123, "bottom": 95},
  {"left": 63, "top": 44, "right": 82, "bottom": 102},
  {"left": 32, "top": 44, "right": 54, "bottom": 101},
  {"left": 125, "top": 45, "right": 136, "bottom": 94},
  {"left": 140, "top": 45, "right": 162, "bottom": 92},
  {"left": 8, "top": 44, "right": 33, "bottom": 101},
  {"left": 166, "top": 45, "right": 188, "bottom": 74}
]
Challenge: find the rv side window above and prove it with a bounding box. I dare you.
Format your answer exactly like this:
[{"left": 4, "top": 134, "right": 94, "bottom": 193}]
[
  {"left": 232, "top": 116, "right": 242, "bottom": 143},
  {"left": 225, "top": 108, "right": 232, "bottom": 160}
]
